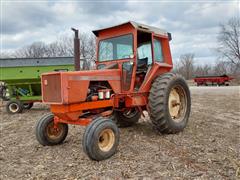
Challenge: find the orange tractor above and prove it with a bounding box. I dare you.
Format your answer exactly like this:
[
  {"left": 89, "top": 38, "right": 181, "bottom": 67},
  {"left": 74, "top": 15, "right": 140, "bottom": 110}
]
[{"left": 36, "top": 21, "right": 191, "bottom": 161}]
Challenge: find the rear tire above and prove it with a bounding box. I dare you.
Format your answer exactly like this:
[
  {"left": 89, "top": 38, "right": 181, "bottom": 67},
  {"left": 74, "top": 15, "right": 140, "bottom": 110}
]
[
  {"left": 148, "top": 73, "right": 191, "bottom": 134},
  {"left": 114, "top": 108, "right": 141, "bottom": 127},
  {"left": 83, "top": 117, "right": 119, "bottom": 161},
  {"left": 35, "top": 113, "right": 68, "bottom": 146},
  {"left": 6, "top": 100, "right": 23, "bottom": 114}
]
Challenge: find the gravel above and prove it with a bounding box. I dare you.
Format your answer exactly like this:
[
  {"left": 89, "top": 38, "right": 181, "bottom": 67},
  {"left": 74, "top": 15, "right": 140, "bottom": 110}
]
[{"left": 0, "top": 86, "right": 239, "bottom": 179}]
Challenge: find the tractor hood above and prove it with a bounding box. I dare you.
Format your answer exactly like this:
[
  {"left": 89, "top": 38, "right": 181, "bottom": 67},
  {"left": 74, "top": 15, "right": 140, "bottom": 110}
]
[{"left": 41, "top": 69, "right": 121, "bottom": 104}]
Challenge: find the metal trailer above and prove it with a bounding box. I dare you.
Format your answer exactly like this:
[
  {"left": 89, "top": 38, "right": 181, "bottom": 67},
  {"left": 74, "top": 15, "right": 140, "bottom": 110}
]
[
  {"left": 193, "top": 74, "right": 234, "bottom": 86},
  {"left": 0, "top": 57, "right": 77, "bottom": 114}
]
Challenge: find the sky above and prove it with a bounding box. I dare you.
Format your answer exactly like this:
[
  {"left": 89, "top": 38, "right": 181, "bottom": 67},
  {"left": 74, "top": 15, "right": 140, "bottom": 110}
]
[{"left": 1, "top": 0, "right": 239, "bottom": 64}]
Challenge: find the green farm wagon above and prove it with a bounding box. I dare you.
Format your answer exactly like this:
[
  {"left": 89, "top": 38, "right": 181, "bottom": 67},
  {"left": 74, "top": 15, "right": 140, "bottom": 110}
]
[{"left": 0, "top": 57, "right": 77, "bottom": 114}]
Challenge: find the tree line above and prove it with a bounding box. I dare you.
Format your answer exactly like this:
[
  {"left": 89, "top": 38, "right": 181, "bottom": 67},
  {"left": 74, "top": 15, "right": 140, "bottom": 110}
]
[
  {"left": 1, "top": 17, "right": 239, "bottom": 79},
  {"left": 173, "top": 53, "right": 239, "bottom": 80},
  {"left": 174, "top": 17, "right": 240, "bottom": 80},
  {"left": 1, "top": 33, "right": 96, "bottom": 69}
]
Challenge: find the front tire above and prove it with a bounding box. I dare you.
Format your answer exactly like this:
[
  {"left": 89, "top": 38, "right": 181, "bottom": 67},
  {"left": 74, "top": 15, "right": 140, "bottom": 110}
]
[
  {"left": 35, "top": 113, "right": 68, "bottom": 146},
  {"left": 148, "top": 73, "right": 191, "bottom": 134},
  {"left": 83, "top": 117, "right": 119, "bottom": 161}
]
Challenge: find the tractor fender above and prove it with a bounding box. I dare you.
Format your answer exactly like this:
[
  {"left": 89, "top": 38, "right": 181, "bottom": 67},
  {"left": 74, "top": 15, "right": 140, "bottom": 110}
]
[{"left": 138, "top": 62, "right": 172, "bottom": 93}]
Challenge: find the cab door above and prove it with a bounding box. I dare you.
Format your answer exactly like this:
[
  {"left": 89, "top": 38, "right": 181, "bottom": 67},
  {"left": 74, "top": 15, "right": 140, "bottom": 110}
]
[
  {"left": 117, "top": 35, "right": 135, "bottom": 92},
  {"left": 122, "top": 61, "right": 134, "bottom": 91}
]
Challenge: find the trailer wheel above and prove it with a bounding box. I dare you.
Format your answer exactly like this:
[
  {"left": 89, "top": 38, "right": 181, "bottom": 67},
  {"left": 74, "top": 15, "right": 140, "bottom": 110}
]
[
  {"left": 23, "top": 102, "right": 34, "bottom": 109},
  {"left": 148, "top": 73, "right": 191, "bottom": 134},
  {"left": 83, "top": 117, "right": 119, "bottom": 161},
  {"left": 35, "top": 113, "right": 68, "bottom": 146},
  {"left": 113, "top": 108, "right": 141, "bottom": 127},
  {"left": 6, "top": 100, "right": 23, "bottom": 114}
]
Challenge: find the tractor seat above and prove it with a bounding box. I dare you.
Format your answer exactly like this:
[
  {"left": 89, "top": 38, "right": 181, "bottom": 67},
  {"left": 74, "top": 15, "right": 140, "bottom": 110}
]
[{"left": 137, "top": 57, "right": 148, "bottom": 73}]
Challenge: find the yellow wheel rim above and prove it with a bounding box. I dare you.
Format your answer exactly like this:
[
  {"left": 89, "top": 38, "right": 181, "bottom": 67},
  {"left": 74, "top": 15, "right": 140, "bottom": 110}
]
[
  {"left": 168, "top": 86, "right": 187, "bottom": 122},
  {"left": 9, "top": 103, "right": 19, "bottom": 113},
  {"left": 46, "top": 122, "right": 64, "bottom": 140},
  {"left": 98, "top": 129, "right": 115, "bottom": 152}
]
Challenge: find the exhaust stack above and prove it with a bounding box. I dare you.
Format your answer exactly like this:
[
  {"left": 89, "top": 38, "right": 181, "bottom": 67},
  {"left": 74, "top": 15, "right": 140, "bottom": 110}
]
[{"left": 71, "top": 28, "right": 80, "bottom": 71}]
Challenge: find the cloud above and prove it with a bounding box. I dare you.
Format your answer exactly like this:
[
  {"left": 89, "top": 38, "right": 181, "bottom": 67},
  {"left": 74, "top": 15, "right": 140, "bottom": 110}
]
[
  {"left": 1, "top": 0, "right": 239, "bottom": 64},
  {"left": 2, "top": 2, "right": 57, "bottom": 34}
]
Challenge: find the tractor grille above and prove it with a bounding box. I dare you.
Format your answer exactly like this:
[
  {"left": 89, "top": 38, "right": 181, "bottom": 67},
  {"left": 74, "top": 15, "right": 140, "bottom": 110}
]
[{"left": 42, "top": 73, "right": 62, "bottom": 103}]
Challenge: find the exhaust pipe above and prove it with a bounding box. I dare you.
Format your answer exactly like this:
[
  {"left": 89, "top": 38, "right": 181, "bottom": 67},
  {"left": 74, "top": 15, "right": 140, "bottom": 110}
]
[{"left": 71, "top": 28, "right": 80, "bottom": 71}]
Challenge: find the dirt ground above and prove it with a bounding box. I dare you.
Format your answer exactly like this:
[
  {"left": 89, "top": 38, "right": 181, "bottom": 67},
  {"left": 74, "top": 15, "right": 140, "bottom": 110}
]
[{"left": 0, "top": 86, "right": 239, "bottom": 179}]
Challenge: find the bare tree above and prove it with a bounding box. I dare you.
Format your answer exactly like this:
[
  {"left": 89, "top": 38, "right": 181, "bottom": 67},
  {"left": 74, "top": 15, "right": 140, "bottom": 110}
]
[
  {"left": 176, "top": 53, "right": 195, "bottom": 80},
  {"left": 79, "top": 33, "right": 96, "bottom": 69},
  {"left": 14, "top": 42, "right": 48, "bottom": 58},
  {"left": 194, "top": 64, "right": 212, "bottom": 76},
  {"left": 213, "top": 60, "right": 228, "bottom": 75},
  {"left": 46, "top": 36, "right": 74, "bottom": 57},
  {"left": 80, "top": 33, "right": 96, "bottom": 61},
  {"left": 216, "top": 17, "right": 240, "bottom": 69},
  {"left": 10, "top": 32, "right": 96, "bottom": 67}
]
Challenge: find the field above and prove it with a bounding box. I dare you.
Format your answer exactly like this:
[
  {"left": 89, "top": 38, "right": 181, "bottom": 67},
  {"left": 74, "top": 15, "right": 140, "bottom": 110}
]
[{"left": 0, "top": 86, "right": 239, "bottom": 179}]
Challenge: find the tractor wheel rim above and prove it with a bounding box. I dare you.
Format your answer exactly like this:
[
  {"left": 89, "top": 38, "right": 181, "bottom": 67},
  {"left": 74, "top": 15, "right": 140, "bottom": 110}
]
[
  {"left": 46, "top": 122, "right": 64, "bottom": 140},
  {"left": 9, "top": 103, "right": 19, "bottom": 113},
  {"left": 168, "top": 85, "right": 187, "bottom": 122},
  {"left": 98, "top": 129, "right": 115, "bottom": 152}
]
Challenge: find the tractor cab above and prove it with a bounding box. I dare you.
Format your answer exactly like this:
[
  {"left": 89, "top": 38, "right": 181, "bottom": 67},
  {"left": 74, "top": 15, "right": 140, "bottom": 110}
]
[{"left": 93, "top": 21, "right": 173, "bottom": 91}]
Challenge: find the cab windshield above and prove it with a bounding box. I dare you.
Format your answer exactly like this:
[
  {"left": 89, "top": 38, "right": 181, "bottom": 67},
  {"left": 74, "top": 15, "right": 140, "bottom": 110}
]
[{"left": 98, "top": 34, "right": 133, "bottom": 62}]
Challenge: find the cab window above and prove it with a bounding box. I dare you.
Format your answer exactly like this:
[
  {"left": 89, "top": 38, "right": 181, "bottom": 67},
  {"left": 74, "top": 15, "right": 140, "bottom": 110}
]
[
  {"left": 98, "top": 34, "right": 133, "bottom": 61},
  {"left": 137, "top": 42, "right": 152, "bottom": 65},
  {"left": 154, "top": 38, "right": 163, "bottom": 62}
]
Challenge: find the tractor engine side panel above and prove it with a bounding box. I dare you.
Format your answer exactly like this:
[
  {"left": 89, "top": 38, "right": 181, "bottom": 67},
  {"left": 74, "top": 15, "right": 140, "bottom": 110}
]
[
  {"left": 41, "top": 72, "right": 89, "bottom": 104},
  {"left": 66, "top": 76, "right": 90, "bottom": 104},
  {"left": 41, "top": 69, "right": 121, "bottom": 105}
]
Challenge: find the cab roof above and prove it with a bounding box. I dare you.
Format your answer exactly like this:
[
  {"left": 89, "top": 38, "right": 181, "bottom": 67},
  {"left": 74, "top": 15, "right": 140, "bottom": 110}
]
[{"left": 92, "top": 21, "right": 169, "bottom": 37}]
